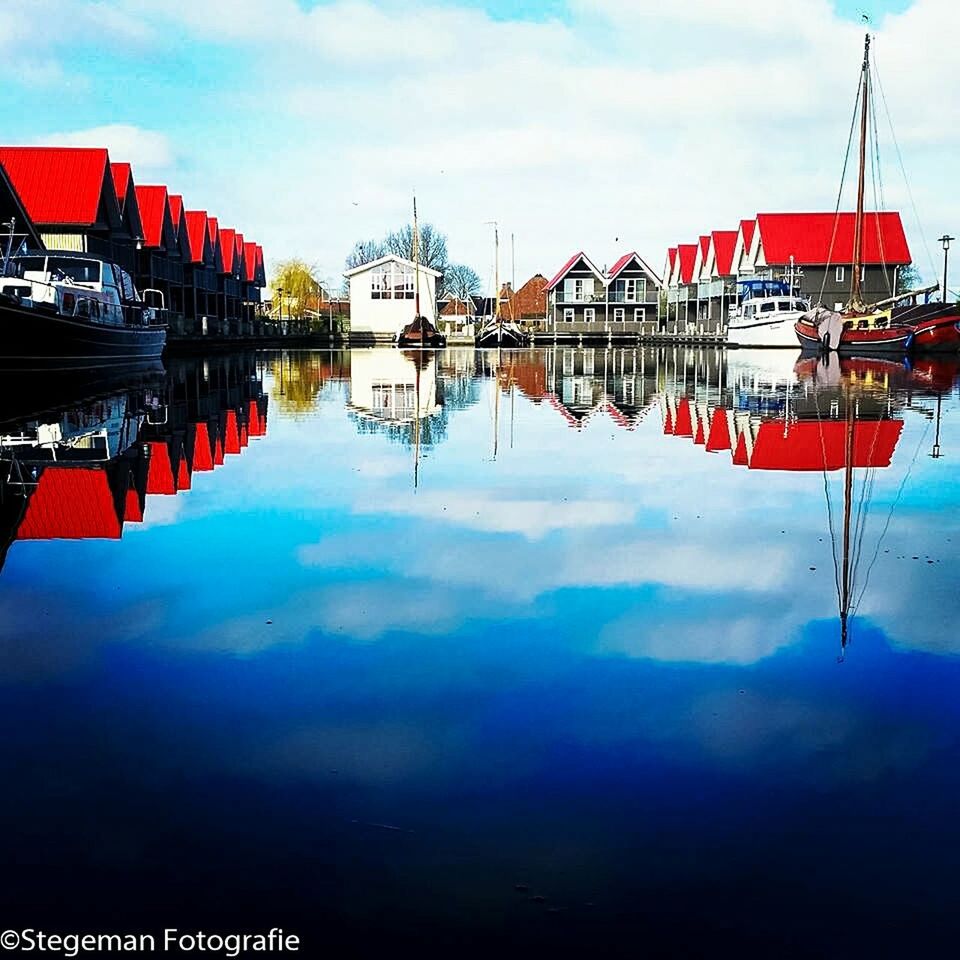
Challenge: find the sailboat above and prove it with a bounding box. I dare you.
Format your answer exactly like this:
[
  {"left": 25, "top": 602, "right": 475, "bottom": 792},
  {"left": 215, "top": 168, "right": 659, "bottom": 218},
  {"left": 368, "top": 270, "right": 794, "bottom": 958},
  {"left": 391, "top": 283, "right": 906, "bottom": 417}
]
[
  {"left": 397, "top": 195, "right": 446, "bottom": 348},
  {"left": 476, "top": 223, "right": 529, "bottom": 348},
  {"left": 795, "top": 35, "right": 960, "bottom": 355}
]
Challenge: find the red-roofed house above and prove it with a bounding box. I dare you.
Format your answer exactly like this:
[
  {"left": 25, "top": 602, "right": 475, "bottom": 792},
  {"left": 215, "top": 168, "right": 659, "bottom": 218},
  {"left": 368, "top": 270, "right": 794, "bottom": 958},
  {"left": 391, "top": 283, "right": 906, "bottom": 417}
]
[
  {"left": 545, "top": 251, "right": 660, "bottom": 337},
  {"left": 745, "top": 212, "right": 910, "bottom": 310},
  {"left": 0, "top": 161, "right": 43, "bottom": 253},
  {"left": 0, "top": 146, "right": 135, "bottom": 270}
]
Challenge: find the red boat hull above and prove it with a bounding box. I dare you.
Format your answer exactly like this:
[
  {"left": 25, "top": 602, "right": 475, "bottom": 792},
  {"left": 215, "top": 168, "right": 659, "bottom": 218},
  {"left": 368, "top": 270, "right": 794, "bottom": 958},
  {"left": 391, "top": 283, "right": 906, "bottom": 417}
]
[
  {"left": 909, "top": 314, "right": 960, "bottom": 352},
  {"left": 794, "top": 319, "right": 914, "bottom": 354}
]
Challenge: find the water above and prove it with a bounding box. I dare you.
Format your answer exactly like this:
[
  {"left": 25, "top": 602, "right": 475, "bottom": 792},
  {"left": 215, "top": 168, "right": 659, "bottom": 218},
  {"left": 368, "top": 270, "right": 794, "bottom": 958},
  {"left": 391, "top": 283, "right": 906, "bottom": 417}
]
[{"left": 1, "top": 346, "right": 959, "bottom": 957}]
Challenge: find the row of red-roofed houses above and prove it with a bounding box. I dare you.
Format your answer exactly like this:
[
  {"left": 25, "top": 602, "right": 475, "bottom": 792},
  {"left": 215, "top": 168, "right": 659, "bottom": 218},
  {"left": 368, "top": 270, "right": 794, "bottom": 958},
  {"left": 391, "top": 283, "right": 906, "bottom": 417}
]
[
  {"left": 0, "top": 146, "right": 269, "bottom": 338},
  {"left": 663, "top": 212, "right": 913, "bottom": 332}
]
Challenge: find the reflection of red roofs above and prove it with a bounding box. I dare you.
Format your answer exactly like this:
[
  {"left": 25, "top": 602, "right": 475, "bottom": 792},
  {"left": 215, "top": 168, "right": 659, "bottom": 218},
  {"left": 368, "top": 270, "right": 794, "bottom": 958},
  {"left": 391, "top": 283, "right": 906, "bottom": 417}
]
[
  {"left": 545, "top": 393, "right": 581, "bottom": 428},
  {"left": 732, "top": 431, "right": 749, "bottom": 466},
  {"left": 224, "top": 410, "right": 241, "bottom": 454},
  {"left": 247, "top": 399, "right": 263, "bottom": 437},
  {"left": 240, "top": 424, "right": 249, "bottom": 447},
  {"left": 214, "top": 435, "right": 224, "bottom": 465},
  {"left": 674, "top": 398, "right": 693, "bottom": 437},
  {"left": 176, "top": 448, "right": 191, "bottom": 491},
  {"left": 192, "top": 422, "right": 214, "bottom": 472},
  {"left": 18, "top": 467, "right": 121, "bottom": 540},
  {"left": 124, "top": 485, "right": 143, "bottom": 523},
  {"left": 146, "top": 440, "right": 175, "bottom": 495},
  {"left": 693, "top": 415, "right": 705, "bottom": 445},
  {"left": 663, "top": 408, "right": 673, "bottom": 434},
  {"left": 749, "top": 419, "right": 903, "bottom": 471},
  {"left": 706, "top": 408, "right": 731, "bottom": 451}
]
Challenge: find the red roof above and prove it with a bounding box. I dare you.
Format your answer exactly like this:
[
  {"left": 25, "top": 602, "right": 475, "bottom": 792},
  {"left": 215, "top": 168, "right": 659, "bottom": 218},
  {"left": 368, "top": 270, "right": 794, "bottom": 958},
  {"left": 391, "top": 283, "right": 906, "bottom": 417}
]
[
  {"left": 755, "top": 212, "right": 910, "bottom": 266},
  {"left": 255, "top": 244, "right": 265, "bottom": 284},
  {"left": 207, "top": 216, "right": 219, "bottom": 245},
  {"left": 214, "top": 434, "right": 224, "bottom": 466},
  {"left": 545, "top": 252, "right": 604, "bottom": 291},
  {"left": 677, "top": 244, "right": 698, "bottom": 285},
  {"left": 168, "top": 193, "right": 183, "bottom": 226},
  {"left": 732, "top": 431, "right": 749, "bottom": 466},
  {"left": 17, "top": 467, "right": 122, "bottom": 540},
  {"left": 224, "top": 410, "right": 241, "bottom": 454},
  {"left": 243, "top": 241, "right": 257, "bottom": 282},
  {"left": 711, "top": 230, "right": 739, "bottom": 276},
  {"left": 740, "top": 219, "right": 756, "bottom": 253},
  {"left": 192, "top": 422, "right": 214, "bottom": 472},
  {"left": 176, "top": 448, "right": 191, "bottom": 491},
  {"left": 705, "top": 408, "right": 732, "bottom": 451},
  {"left": 219, "top": 227, "right": 237, "bottom": 273},
  {"left": 0, "top": 146, "right": 114, "bottom": 226},
  {"left": 185, "top": 210, "right": 209, "bottom": 264},
  {"left": 146, "top": 441, "right": 175, "bottom": 495},
  {"left": 135, "top": 185, "right": 169, "bottom": 248},
  {"left": 247, "top": 399, "right": 264, "bottom": 437},
  {"left": 698, "top": 235, "right": 710, "bottom": 264},
  {"left": 666, "top": 247, "right": 677, "bottom": 275},
  {"left": 749, "top": 419, "right": 903, "bottom": 471},
  {"left": 124, "top": 485, "right": 143, "bottom": 523},
  {"left": 674, "top": 397, "right": 693, "bottom": 437},
  {"left": 110, "top": 162, "right": 132, "bottom": 209},
  {"left": 240, "top": 424, "right": 249, "bottom": 447}
]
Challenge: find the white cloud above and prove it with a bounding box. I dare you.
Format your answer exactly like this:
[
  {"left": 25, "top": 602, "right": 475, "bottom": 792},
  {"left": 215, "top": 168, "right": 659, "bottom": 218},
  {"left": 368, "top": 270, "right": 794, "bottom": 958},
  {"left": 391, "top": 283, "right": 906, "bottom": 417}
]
[{"left": 34, "top": 124, "right": 176, "bottom": 175}]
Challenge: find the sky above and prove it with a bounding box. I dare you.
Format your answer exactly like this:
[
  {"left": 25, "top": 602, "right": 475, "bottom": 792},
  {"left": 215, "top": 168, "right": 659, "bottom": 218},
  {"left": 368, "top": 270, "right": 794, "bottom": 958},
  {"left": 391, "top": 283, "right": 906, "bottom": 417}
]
[{"left": 0, "top": 0, "right": 956, "bottom": 295}]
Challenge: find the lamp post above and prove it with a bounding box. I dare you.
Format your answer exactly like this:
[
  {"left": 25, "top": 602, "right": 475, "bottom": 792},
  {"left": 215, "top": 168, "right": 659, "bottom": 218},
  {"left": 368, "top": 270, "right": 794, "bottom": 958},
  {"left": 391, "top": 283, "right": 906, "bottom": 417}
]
[
  {"left": 938, "top": 234, "right": 954, "bottom": 304},
  {"left": 277, "top": 285, "right": 284, "bottom": 333}
]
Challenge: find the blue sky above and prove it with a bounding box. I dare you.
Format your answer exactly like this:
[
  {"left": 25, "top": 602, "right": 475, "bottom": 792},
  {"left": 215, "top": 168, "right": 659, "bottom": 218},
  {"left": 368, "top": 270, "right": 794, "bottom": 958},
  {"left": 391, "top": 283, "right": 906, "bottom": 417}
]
[{"left": 0, "top": 0, "right": 955, "bottom": 295}]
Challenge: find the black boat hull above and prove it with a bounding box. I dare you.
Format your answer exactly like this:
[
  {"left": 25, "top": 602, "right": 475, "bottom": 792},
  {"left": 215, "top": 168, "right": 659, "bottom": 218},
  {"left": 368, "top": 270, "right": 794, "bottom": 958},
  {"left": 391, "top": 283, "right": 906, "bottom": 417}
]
[{"left": 0, "top": 299, "right": 166, "bottom": 368}]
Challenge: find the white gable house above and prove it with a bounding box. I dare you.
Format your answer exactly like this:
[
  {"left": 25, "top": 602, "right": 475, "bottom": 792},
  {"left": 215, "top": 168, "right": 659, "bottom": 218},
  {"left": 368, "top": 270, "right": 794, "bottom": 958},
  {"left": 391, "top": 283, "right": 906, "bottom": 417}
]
[{"left": 344, "top": 254, "right": 442, "bottom": 340}]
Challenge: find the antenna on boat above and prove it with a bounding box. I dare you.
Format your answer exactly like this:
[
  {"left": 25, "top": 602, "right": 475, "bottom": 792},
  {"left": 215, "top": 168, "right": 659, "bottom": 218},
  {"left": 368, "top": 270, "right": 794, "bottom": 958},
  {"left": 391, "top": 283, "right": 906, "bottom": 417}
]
[{"left": 1, "top": 218, "right": 14, "bottom": 277}]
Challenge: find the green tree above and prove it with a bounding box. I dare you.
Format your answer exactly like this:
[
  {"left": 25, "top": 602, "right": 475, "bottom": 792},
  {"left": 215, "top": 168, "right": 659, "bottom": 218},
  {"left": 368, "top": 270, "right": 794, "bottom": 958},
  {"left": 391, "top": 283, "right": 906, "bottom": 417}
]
[
  {"left": 896, "top": 263, "right": 922, "bottom": 294},
  {"left": 273, "top": 258, "right": 321, "bottom": 326}
]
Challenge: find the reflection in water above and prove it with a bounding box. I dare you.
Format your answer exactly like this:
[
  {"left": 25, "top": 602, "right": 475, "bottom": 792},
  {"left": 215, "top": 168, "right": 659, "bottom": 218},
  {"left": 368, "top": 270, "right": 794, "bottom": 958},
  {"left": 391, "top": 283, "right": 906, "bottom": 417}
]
[
  {"left": 0, "top": 355, "right": 268, "bottom": 571},
  {"left": 1, "top": 346, "right": 959, "bottom": 956}
]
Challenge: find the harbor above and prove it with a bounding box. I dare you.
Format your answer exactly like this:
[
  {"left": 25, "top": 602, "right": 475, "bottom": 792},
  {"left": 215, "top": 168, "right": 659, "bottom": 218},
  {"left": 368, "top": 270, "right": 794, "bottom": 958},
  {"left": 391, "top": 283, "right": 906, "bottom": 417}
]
[{"left": 3, "top": 5, "right": 960, "bottom": 957}]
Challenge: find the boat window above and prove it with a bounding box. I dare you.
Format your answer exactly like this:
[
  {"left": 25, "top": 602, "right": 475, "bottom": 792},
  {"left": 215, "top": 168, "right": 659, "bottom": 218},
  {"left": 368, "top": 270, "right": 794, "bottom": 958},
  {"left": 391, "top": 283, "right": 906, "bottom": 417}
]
[
  {"left": 48, "top": 257, "right": 101, "bottom": 284},
  {"left": 777, "top": 300, "right": 793, "bottom": 311},
  {"left": 744, "top": 304, "right": 755, "bottom": 318},
  {"left": 760, "top": 301, "right": 776, "bottom": 313},
  {"left": 12, "top": 256, "right": 46, "bottom": 277}
]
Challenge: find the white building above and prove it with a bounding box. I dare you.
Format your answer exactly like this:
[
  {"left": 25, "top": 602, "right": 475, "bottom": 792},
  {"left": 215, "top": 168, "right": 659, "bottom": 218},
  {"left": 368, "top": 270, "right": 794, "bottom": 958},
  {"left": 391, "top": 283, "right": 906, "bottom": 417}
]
[
  {"left": 348, "top": 349, "right": 440, "bottom": 422},
  {"left": 343, "top": 254, "right": 441, "bottom": 340}
]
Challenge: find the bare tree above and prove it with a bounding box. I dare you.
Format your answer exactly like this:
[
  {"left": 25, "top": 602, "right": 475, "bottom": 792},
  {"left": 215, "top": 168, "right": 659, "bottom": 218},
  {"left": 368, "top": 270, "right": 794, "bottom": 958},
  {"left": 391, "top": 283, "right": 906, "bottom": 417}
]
[
  {"left": 344, "top": 239, "right": 385, "bottom": 270},
  {"left": 440, "top": 263, "right": 482, "bottom": 301},
  {"left": 383, "top": 223, "right": 448, "bottom": 272}
]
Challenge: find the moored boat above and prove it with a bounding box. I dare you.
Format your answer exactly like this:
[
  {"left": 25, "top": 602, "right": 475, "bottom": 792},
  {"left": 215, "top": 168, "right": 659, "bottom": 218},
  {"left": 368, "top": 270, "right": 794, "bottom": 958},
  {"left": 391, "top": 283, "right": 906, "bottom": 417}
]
[
  {"left": 395, "top": 195, "right": 446, "bottom": 349},
  {"left": 0, "top": 249, "right": 166, "bottom": 365},
  {"left": 727, "top": 281, "right": 809, "bottom": 347},
  {"left": 476, "top": 320, "right": 529, "bottom": 347}
]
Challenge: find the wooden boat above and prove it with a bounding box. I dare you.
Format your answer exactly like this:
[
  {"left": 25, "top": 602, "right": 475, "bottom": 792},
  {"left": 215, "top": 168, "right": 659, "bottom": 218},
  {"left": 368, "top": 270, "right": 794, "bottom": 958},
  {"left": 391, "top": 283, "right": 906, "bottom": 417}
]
[
  {"left": 794, "top": 35, "right": 926, "bottom": 356},
  {"left": 475, "top": 222, "right": 529, "bottom": 347},
  {"left": 0, "top": 244, "right": 167, "bottom": 365},
  {"left": 396, "top": 196, "right": 446, "bottom": 349}
]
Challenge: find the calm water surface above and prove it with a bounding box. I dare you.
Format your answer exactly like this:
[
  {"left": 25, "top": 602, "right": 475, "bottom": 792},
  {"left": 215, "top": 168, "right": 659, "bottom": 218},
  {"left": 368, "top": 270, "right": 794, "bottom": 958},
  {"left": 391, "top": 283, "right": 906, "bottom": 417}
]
[{"left": 1, "top": 347, "right": 959, "bottom": 957}]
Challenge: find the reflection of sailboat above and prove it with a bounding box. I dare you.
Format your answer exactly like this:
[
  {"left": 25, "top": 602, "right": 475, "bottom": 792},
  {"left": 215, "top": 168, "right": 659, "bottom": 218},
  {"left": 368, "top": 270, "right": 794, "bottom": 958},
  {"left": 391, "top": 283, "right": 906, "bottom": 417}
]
[
  {"left": 795, "top": 35, "right": 960, "bottom": 354},
  {"left": 397, "top": 196, "right": 446, "bottom": 348}
]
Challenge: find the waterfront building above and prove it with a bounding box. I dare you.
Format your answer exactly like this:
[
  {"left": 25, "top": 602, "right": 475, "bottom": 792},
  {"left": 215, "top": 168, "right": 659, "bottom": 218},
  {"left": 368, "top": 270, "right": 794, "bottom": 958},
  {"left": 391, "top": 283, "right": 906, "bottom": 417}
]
[
  {"left": 545, "top": 251, "right": 661, "bottom": 338},
  {"left": 697, "top": 230, "right": 739, "bottom": 324},
  {"left": 0, "top": 146, "right": 266, "bottom": 336},
  {"left": 343, "top": 254, "right": 441, "bottom": 342}
]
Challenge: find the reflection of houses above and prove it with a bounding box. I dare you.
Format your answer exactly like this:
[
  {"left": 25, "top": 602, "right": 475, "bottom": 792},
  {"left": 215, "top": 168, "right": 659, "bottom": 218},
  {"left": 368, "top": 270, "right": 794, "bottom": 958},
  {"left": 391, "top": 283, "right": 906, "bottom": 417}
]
[
  {"left": 0, "top": 356, "right": 269, "bottom": 570},
  {"left": 347, "top": 349, "right": 441, "bottom": 423},
  {"left": 544, "top": 252, "right": 662, "bottom": 340},
  {"left": 343, "top": 254, "right": 441, "bottom": 342},
  {"left": 656, "top": 351, "right": 907, "bottom": 471}
]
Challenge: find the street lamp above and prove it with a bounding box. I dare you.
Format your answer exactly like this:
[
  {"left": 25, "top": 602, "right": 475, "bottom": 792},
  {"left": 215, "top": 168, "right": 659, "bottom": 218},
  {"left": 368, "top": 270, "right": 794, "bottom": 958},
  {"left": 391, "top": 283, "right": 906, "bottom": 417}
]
[
  {"left": 277, "top": 285, "right": 284, "bottom": 333},
  {"left": 938, "top": 235, "right": 954, "bottom": 304}
]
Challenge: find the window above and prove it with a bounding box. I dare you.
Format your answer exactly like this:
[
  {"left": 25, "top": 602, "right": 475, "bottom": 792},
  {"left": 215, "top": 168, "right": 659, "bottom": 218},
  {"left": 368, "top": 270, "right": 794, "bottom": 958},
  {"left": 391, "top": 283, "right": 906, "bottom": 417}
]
[
  {"left": 623, "top": 377, "right": 635, "bottom": 405},
  {"left": 835, "top": 266, "right": 845, "bottom": 282},
  {"left": 634, "top": 308, "right": 645, "bottom": 322},
  {"left": 834, "top": 302, "right": 844, "bottom": 311},
  {"left": 583, "top": 350, "right": 594, "bottom": 375},
  {"left": 370, "top": 261, "right": 415, "bottom": 300},
  {"left": 563, "top": 350, "right": 574, "bottom": 375},
  {"left": 574, "top": 278, "right": 586, "bottom": 301},
  {"left": 760, "top": 301, "right": 776, "bottom": 313},
  {"left": 744, "top": 304, "right": 756, "bottom": 319},
  {"left": 584, "top": 307, "right": 595, "bottom": 322},
  {"left": 563, "top": 308, "right": 574, "bottom": 322},
  {"left": 571, "top": 378, "right": 591, "bottom": 404},
  {"left": 625, "top": 278, "right": 637, "bottom": 301},
  {"left": 613, "top": 307, "right": 625, "bottom": 322}
]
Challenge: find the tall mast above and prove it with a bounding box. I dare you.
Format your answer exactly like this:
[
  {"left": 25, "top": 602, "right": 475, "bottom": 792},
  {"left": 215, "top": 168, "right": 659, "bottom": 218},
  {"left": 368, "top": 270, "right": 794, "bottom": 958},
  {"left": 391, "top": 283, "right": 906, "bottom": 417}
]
[
  {"left": 413, "top": 193, "right": 421, "bottom": 319},
  {"left": 494, "top": 223, "right": 500, "bottom": 323},
  {"left": 850, "top": 33, "right": 871, "bottom": 310},
  {"left": 839, "top": 380, "right": 855, "bottom": 652}
]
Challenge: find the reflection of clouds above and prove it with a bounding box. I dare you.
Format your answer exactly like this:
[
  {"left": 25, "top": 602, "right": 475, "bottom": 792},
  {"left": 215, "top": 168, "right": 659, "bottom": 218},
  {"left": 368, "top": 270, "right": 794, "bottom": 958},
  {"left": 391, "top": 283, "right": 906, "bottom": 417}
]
[
  {"left": 354, "top": 491, "right": 629, "bottom": 540},
  {"left": 598, "top": 601, "right": 803, "bottom": 665},
  {"left": 166, "top": 578, "right": 534, "bottom": 653}
]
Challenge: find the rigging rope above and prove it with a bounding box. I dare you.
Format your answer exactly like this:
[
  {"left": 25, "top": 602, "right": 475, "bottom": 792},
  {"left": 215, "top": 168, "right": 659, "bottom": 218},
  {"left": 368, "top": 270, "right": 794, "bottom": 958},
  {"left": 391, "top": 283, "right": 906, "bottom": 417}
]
[
  {"left": 819, "top": 67, "right": 867, "bottom": 307},
  {"left": 871, "top": 49, "right": 940, "bottom": 285}
]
